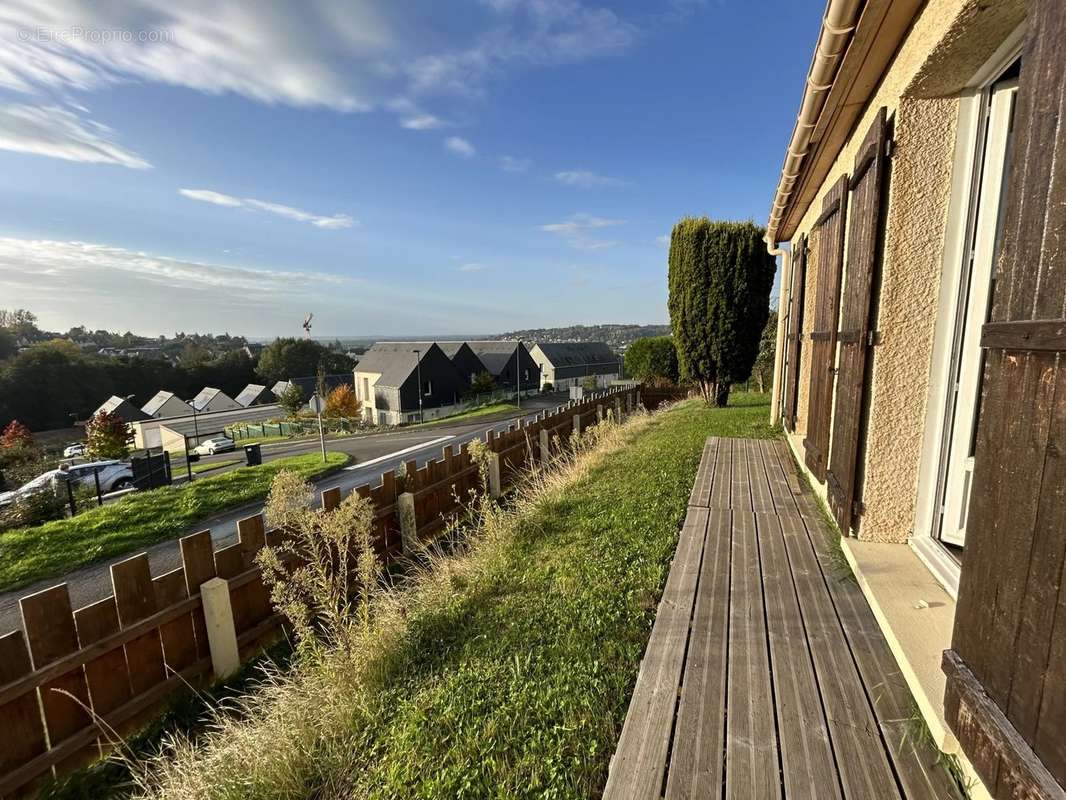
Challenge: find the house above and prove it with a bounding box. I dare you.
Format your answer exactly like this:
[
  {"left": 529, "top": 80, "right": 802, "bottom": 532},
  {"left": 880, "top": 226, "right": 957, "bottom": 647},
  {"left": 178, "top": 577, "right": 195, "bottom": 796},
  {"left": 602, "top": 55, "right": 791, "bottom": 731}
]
[
  {"left": 132, "top": 402, "right": 282, "bottom": 451},
  {"left": 434, "top": 341, "right": 487, "bottom": 385},
  {"left": 462, "top": 341, "right": 540, "bottom": 391},
  {"left": 528, "top": 342, "right": 619, "bottom": 391},
  {"left": 141, "top": 390, "right": 193, "bottom": 420},
  {"left": 271, "top": 380, "right": 295, "bottom": 399},
  {"left": 234, "top": 384, "right": 272, "bottom": 407},
  {"left": 766, "top": 1, "right": 1064, "bottom": 797},
  {"left": 353, "top": 342, "right": 468, "bottom": 425},
  {"left": 291, "top": 373, "right": 353, "bottom": 400},
  {"left": 190, "top": 387, "right": 241, "bottom": 413},
  {"left": 92, "top": 395, "right": 149, "bottom": 423}
]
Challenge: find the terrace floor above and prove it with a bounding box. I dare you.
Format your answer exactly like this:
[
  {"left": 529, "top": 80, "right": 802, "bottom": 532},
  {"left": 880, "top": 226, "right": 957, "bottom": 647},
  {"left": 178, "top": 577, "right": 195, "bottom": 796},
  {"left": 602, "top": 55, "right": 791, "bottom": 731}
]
[{"left": 603, "top": 437, "right": 962, "bottom": 800}]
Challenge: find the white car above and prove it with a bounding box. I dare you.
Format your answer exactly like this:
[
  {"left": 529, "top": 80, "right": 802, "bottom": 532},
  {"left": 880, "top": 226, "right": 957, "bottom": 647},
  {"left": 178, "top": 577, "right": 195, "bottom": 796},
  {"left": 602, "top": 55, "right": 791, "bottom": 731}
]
[
  {"left": 63, "top": 442, "right": 87, "bottom": 458},
  {"left": 194, "top": 437, "right": 236, "bottom": 456},
  {"left": 0, "top": 461, "right": 134, "bottom": 507}
]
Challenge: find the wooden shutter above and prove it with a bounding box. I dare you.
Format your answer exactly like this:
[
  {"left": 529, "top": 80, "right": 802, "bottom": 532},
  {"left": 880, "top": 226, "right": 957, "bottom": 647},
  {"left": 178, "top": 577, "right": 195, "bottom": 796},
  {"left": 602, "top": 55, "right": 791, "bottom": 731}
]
[
  {"left": 944, "top": 4, "right": 1066, "bottom": 798},
  {"left": 826, "top": 108, "right": 888, "bottom": 534},
  {"left": 803, "top": 174, "right": 848, "bottom": 481},
  {"left": 782, "top": 236, "right": 807, "bottom": 431}
]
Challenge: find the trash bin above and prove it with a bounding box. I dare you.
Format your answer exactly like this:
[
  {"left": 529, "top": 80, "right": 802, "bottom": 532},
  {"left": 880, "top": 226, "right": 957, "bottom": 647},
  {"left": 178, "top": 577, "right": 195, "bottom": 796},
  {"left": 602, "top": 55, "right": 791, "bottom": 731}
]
[{"left": 244, "top": 443, "right": 262, "bottom": 467}]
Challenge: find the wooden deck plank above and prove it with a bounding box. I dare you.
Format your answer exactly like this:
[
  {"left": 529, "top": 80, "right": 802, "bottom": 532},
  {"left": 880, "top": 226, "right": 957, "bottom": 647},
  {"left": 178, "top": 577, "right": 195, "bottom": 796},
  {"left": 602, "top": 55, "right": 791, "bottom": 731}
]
[
  {"left": 800, "top": 517, "right": 964, "bottom": 800},
  {"left": 666, "top": 508, "right": 732, "bottom": 800},
  {"left": 756, "top": 511, "right": 842, "bottom": 800},
  {"left": 749, "top": 441, "right": 776, "bottom": 513},
  {"left": 604, "top": 506, "right": 710, "bottom": 799},
  {"left": 689, "top": 438, "right": 720, "bottom": 508},
  {"left": 778, "top": 513, "right": 901, "bottom": 800},
  {"left": 725, "top": 509, "right": 781, "bottom": 799},
  {"left": 758, "top": 440, "right": 802, "bottom": 516},
  {"left": 731, "top": 440, "right": 753, "bottom": 512},
  {"left": 710, "top": 437, "right": 732, "bottom": 509}
]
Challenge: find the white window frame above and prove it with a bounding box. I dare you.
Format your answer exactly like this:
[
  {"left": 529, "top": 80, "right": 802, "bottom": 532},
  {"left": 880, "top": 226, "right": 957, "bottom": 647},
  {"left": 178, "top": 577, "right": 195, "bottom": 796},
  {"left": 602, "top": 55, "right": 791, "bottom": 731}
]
[{"left": 911, "top": 27, "right": 1024, "bottom": 599}]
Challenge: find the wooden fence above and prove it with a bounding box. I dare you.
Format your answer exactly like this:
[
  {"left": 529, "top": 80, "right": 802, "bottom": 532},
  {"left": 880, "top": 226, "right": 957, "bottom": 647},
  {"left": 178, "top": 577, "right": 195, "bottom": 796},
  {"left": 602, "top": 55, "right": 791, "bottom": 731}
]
[{"left": 0, "top": 386, "right": 638, "bottom": 797}]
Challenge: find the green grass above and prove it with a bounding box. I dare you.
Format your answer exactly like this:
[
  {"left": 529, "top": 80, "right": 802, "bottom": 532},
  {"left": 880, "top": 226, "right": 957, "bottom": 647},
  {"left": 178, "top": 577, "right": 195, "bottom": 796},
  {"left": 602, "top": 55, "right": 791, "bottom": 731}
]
[
  {"left": 412, "top": 402, "right": 519, "bottom": 427},
  {"left": 190, "top": 458, "right": 241, "bottom": 475},
  {"left": 142, "top": 394, "right": 777, "bottom": 799},
  {"left": 0, "top": 452, "right": 349, "bottom": 593}
]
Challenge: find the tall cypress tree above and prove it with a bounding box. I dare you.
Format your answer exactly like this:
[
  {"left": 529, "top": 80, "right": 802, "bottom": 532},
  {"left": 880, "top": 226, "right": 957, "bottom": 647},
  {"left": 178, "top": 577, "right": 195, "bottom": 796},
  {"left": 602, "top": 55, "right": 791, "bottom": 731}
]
[{"left": 667, "top": 218, "right": 775, "bottom": 406}]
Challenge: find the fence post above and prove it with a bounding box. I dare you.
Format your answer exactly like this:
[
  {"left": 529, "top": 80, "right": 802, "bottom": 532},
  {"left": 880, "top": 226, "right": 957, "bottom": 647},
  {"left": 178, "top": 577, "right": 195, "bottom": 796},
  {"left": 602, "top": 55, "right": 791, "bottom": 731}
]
[
  {"left": 201, "top": 577, "right": 240, "bottom": 679},
  {"left": 615, "top": 396, "right": 623, "bottom": 421},
  {"left": 573, "top": 412, "right": 581, "bottom": 436},
  {"left": 627, "top": 391, "right": 634, "bottom": 413},
  {"left": 398, "top": 492, "right": 418, "bottom": 553},
  {"left": 539, "top": 428, "right": 550, "bottom": 466},
  {"left": 597, "top": 404, "right": 604, "bottom": 422},
  {"left": 321, "top": 486, "right": 342, "bottom": 512},
  {"left": 487, "top": 452, "right": 502, "bottom": 498}
]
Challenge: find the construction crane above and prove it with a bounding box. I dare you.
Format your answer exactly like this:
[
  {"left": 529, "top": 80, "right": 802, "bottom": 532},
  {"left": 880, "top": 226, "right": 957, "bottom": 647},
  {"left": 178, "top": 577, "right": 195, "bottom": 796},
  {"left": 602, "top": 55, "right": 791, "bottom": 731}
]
[{"left": 302, "top": 313, "right": 313, "bottom": 339}]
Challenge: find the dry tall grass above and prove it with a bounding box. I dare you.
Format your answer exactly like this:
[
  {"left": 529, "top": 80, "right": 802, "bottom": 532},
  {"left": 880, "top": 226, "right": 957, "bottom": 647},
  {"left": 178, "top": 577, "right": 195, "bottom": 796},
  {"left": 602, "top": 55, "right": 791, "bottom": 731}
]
[{"left": 133, "top": 405, "right": 656, "bottom": 800}]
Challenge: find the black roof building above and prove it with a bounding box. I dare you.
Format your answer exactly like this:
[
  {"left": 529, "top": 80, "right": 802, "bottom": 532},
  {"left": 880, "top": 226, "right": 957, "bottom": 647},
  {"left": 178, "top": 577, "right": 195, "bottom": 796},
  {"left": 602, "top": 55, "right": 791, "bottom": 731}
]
[
  {"left": 234, "top": 384, "right": 273, "bottom": 407},
  {"left": 355, "top": 342, "right": 468, "bottom": 415}
]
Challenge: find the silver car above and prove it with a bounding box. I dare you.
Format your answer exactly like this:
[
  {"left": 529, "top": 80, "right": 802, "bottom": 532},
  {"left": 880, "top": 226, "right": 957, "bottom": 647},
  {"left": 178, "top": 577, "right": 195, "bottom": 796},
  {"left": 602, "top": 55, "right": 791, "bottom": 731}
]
[{"left": 0, "top": 460, "right": 134, "bottom": 507}]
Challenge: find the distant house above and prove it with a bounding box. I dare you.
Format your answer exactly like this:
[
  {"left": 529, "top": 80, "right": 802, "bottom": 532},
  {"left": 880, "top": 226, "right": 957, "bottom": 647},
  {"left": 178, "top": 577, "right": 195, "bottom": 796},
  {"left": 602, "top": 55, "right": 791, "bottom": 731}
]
[
  {"left": 141, "top": 390, "right": 193, "bottom": 420},
  {"left": 242, "top": 343, "right": 264, "bottom": 360},
  {"left": 234, "top": 384, "right": 272, "bottom": 407},
  {"left": 529, "top": 342, "right": 619, "bottom": 390},
  {"left": 271, "top": 380, "right": 295, "bottom": 399},
  {"left": 191, "top": 387, "right": 241, "bottom": 413},
  {"left": 463, "top": 341, "right": 540, "bottom": 390},
  {"left": 92, "top": 395, "right": 149, "bottom": 424},
  {"left": 353, "top": 342, "right": 468, "bottom": 425},
  {"left": 291, "top": 374, "right": 353, "bottom": 400}
]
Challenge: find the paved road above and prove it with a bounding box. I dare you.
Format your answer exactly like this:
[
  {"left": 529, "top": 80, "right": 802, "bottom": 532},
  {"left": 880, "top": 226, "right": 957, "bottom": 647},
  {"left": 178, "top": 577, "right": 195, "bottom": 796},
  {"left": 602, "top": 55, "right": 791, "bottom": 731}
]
[{"left": 0, "top": 395, "right": 569, "bottom": 635}]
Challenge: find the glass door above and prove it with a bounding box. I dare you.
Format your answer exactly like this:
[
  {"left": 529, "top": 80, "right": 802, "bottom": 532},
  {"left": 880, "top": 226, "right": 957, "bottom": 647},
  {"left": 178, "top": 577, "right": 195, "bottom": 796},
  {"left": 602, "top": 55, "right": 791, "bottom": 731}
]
[{"left": 938, "top": 75, "right": 1018, "bottom": 549}]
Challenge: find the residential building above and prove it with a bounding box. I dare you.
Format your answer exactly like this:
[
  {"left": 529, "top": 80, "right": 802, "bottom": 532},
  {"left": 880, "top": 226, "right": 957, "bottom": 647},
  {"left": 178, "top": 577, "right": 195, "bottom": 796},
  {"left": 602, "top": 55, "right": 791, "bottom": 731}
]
[
  {"left": 132, "top": 403, "right": 282, "bottom": 451},
  {"left": 141, "top": 390, "right": 193, "bottom": 420},
  {"left": 190, "top": 387, "right": 241, "bottom": 413},
  {"left": 529, "top": 342, "right": 619, "bottom": 390},
  {"left": 271, "top": 380, "right": 294, "bottom": 399},
  {"left": 462, "top": 341, "right": 540, "bottom": 391},
  {"left": 767, "top": 1, "right": 1062, "bottom": 796},
  {"left": 353, "top": 342, "right": 468, "bottom": 425},
  {"left": 434, "top": 341, "right": 487, "bottom": 385},
  {"left": 92, "top": 395, "right": 149, "bottom": 424},
  {"left": 234, "top": 384, "right": 272, "bottom": 407}
]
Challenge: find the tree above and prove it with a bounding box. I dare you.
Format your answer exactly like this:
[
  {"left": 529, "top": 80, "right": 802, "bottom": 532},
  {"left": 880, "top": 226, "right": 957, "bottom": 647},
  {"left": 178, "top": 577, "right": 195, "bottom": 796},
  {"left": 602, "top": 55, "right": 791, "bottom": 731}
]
[
  {"left": 750, "top": 311, "right": 779, "bottom": 393},
  {"left": 0, "top": 420, "right": 33, "bottom": 450},
  {"left": 0, "top": 328, "right": 15, "bottom": 361},
  {"left": 624, "top": 337, "right": 679, "bottom": 387},
  {"left": 0, "top": 309, "right": 39, "bottom": 339},
  {"left": 85, "top": 410, "right": 132, "bottom": 459},
  {"left": 278, "top": 382, "right": 305, "bottom": 418},
  {"left": 470, "top": 370, "right": 496, "bottom": 394},
  {"left": 257, "top": 338, "right": 354, "bottom": 384},
  {"left": 667, "top": 218, "right": 775, "bottom": 406},
  {"left": 324, "top": 384, "right": 360, "bottom": 418}
]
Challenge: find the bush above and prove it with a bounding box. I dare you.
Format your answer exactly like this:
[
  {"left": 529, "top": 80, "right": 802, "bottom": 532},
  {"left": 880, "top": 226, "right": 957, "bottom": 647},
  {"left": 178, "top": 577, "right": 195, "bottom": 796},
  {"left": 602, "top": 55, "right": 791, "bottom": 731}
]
[
  {"left": 278, "top": 383, "right": 305, "bottom": 418},
  {"left": 624, "top": 336, "right": 679, "bottom": 386},
  {"left": 541, "top": 382, "right": 553, "bottom": 393},
  {"left": 85, "top": 410, "right": 132, "bottom": 460},
  {"left": 324, "top": 384, "right": 360, "bottom": 419},
  {"left": 1, "top": 420, "right": 33, "bottom": 450}
]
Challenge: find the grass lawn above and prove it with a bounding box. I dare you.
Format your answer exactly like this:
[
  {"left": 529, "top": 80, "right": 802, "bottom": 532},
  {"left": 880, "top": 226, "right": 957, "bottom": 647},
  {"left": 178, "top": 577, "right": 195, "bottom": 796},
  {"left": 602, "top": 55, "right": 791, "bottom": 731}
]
[
  {"left": 412, "top": 401, "right": 519, "bottom": 427},
  {"left": 0, "top": 452, "right": 349, "bottom": 593},
  {"left": 190, "top": 458, "right": 241, "bottom": 475},
  {"left": 141, "top": 394, "right": 777, "bottom": 799}
]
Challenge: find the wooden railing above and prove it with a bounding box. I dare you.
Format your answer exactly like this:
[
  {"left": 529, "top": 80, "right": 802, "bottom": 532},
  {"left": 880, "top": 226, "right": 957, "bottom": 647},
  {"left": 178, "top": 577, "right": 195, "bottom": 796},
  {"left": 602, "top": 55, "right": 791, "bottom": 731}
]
[{"left": 0, "top": 386, "right": 639, "bottom": 797}]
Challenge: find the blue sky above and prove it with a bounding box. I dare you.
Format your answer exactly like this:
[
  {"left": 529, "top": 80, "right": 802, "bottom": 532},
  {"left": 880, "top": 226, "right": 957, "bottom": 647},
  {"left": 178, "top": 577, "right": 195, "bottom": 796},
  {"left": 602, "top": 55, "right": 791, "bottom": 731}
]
[{"left": 0, "top": 0, "right": 820, "bottom": 338}]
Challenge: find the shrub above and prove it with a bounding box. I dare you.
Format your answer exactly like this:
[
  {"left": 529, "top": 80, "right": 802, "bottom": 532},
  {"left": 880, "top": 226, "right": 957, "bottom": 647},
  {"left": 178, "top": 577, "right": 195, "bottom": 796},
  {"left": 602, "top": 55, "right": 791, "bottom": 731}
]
[
  {"left": 324, "top": 384, "right": 360, "bottom": 418},
  {"left": 277, "top": 383, "right": 305, "bottom": 419},
  {"left": 541, "top": 382, "right": 554, "bottom": 393},
  {"left": 624, "top": 336, "right": 679, "bottom": 386},
  {"left": 667, "top": 218, "right": 775, "bottom": 405},
  {"left": 0, "top": 420, "right": 33, "bottom": 450},
  {"left": 581, "top": 376, "right": 599, "bottom": 392},
  {"left": 85, "top": 411, "right": 132, "bottom": 460},
  {"left": 470, "top": 370, "right": 495, "bottom": 394},
  {"left": 257, "top": 471, "right": 382, "bottom": 654}
]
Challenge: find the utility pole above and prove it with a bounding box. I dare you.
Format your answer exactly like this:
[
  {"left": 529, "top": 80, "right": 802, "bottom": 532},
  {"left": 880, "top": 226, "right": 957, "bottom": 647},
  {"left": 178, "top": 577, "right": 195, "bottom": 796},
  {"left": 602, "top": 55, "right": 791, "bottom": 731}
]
[
  {"left": 413, "top": 349, "right": 424, "bottom": 424},
  {"left": 516, "top": 340, "right": 522, "bottom": 410}
]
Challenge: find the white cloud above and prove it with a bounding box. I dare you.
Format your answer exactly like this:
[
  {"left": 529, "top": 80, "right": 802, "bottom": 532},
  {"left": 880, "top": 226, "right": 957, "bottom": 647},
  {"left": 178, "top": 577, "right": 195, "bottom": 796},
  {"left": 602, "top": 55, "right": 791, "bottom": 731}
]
[
  {"left": 179, "top": 188, "right": 354, "bottom": 229},
  {"left": 498, "top": 155, "right": 531, "bottom": 173},
  {"left": 407, "top": 0, "right": 637, "bottom": 97},
  {"left": 540, "top": 213, "right": 624, "bottom": 250},
  {"left": 458, "top": 262, "right": 487, "bottom": 272},
  {"left": 387, "top": 97, "right": 446, "bottom": 130},
  {"left": 444, "top": 136, "right": 476, "bottom": 158},
  {"left": 0, "top": 103, "right": 150, "bottom": 168},
  {"left": 554, "top": 169, "right": 626, "bottom": 188}
]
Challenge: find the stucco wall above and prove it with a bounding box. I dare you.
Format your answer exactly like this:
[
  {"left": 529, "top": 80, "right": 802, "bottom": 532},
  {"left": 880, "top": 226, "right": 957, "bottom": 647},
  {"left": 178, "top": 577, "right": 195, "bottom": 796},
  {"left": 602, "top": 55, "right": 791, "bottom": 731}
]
[{"left": 779, "top": 0, "right": 1024, "bottom": 542}]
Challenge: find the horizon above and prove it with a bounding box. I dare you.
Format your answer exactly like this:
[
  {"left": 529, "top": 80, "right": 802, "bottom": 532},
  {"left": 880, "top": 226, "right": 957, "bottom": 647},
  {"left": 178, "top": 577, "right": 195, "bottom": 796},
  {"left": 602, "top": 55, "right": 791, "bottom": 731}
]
[{"left": 0, "top": 1, "right": 811, "bottom": 338}]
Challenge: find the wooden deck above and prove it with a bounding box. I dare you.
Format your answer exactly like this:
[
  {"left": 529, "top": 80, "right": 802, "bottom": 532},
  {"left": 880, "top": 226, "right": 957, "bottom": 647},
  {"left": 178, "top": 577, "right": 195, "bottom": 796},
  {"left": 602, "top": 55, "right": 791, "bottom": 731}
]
[{"left": 604, "top": 437, "right": 962, "bottom": 800}]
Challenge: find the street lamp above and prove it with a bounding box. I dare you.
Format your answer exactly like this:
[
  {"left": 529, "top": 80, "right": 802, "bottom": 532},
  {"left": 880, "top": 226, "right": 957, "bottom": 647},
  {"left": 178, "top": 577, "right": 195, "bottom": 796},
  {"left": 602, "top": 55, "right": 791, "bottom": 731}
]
[
  {"left": 412, "top": 349, "right": 424, "bottom": 424},
  {"left": 186, "top": 397, "right": 201, "bottom": 444}
]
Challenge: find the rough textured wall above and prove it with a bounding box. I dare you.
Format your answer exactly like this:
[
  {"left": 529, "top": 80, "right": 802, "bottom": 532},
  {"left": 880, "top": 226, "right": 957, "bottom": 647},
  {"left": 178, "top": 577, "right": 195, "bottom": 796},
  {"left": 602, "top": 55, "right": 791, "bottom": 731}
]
[
  {"left": 859, "top": 96, "right": 959, "bottom": 542},
  {"left": 776, "top": 0, "right": 1020, "bottom": 541}
]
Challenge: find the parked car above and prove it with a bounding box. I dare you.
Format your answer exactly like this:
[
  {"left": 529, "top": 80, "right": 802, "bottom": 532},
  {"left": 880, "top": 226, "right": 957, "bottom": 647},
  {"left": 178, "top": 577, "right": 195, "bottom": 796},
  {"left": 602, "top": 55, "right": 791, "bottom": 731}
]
[
  {"left": 63, "top": 442, "right": 86, "bottom": 458},
  {"left": 194, "top": 436, "right": 235, "bottom": 456},
  {"left": 0, "top": 461, "right": 134, "bottom": 507}
]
